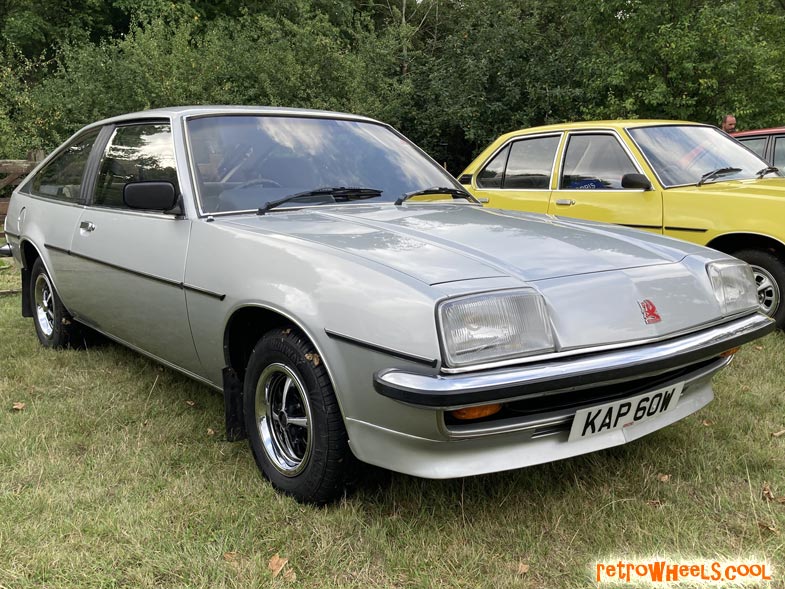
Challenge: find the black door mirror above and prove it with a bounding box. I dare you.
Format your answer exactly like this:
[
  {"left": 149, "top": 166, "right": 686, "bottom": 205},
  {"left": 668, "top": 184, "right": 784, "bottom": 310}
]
[
  {"left": 123, "top": 181, "right": 179, "bottom": 211},
  {"left": 621, "top": 173, "right": 652, "bottom": 190}
]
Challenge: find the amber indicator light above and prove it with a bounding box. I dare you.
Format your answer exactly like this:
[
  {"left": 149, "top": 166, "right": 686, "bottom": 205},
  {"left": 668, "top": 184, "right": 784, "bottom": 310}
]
[
  {"left": 450, "top": 404, "right": 503, "bottom": 420},
  {"left": 720, "top": 347, "right": 741, "bottom": 358}
]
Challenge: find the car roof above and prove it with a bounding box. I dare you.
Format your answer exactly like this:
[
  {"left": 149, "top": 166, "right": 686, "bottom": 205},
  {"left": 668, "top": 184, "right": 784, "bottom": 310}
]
[
  {"left": 732, "top": 126, "right": 785, "bottom": 138},
  {"left": 87, "top": 105, "right": 381, "bottom": 127},
  {"left": 494, "top": 119, "right": 708, "bottom": 141}
]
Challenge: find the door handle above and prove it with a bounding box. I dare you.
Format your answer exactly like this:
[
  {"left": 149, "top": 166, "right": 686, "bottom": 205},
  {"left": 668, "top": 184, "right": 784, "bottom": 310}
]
[
  {"left": 554, "top": 199, "right": 576, "bottom": 206},
  {"left": 80, "top": 221, "right": 96, "bottom": 232}
]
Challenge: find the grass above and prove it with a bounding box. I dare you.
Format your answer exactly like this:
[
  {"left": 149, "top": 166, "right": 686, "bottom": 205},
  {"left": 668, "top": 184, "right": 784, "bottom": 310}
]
[{"left": 1, "top": 257, "right": 784, "bottom": 588}]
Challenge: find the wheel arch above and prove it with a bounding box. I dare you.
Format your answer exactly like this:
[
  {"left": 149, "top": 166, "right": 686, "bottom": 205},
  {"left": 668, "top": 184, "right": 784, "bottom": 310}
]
[
  {"left": 18, "top": 239, "right": 45, "bottom": 317},
  {"left": 707, "top": 232, "right": 785, "bottom": 260},
  {"left": 221, "top": 303, "right": 344, "bottom": 441},
  {"left": 224, "top": 305, "right": 297, "bottom": 379}
]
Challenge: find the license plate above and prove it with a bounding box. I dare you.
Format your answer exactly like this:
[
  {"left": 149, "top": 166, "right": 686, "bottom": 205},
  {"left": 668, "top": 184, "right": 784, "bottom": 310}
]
[{"left": 568, "top": 382, "right": 684, "bottom": 441}]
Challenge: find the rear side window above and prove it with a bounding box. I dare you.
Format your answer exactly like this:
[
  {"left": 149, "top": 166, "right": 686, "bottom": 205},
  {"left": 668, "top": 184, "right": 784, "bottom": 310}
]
[
  {"left": 477, "top": 136, "right": 559, "bottom": 189},
  {"left": 504, "top": 136, "right": 559, "bottom": 189},
  {"left": 560, "top": 134, "right": 638, "bottom": 189},
  {"left": 94, "top": 123, "right": 179, "bottom": 208},
  {"left": 29, "top": 129, "right": 100, "bottom": 202}
]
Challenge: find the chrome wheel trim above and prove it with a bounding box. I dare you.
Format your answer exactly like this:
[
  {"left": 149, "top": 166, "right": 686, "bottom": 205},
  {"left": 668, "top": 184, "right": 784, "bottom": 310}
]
[
  {"left": 751, "top": 264, "right": 780, "bottom": 317},
  {"left": 34, "top": 272, "right": 55, "bottom": 338},
  {"left": 255, "top": 363, "right": 313, "bottom": 477}
]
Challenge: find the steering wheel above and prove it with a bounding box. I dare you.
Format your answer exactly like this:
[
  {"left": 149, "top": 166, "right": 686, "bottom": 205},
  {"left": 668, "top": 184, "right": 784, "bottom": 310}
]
[{"left": 236, "top": 177, "right": 282, "bottom": 189}]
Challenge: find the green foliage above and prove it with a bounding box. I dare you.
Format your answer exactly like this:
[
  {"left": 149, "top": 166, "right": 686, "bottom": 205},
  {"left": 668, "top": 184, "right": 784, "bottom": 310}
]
[
  {"left": 0, "top": 0, "right": 129, "bottom": 58},
  {"left": 405, "top": 0, "right": 590, "bottom": 169},
  {"left": 0, "top": 0, "right": 784, "bottom": 169},
  {"left": 3, "top": 4, "right": 406, "bottom": 152},
  {"left": 576, "top": 0, "right": 785, "bottom": 128}
]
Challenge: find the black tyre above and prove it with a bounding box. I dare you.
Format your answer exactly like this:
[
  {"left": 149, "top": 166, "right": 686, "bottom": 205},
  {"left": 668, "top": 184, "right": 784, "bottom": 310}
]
[
  {"left": 29, "top": 258, "right": 83, "bottom": 348},
  {"left": 732, "top": 249, "right": 785, "bottom": 328},
  {"left": 243, "top": 328, "right": 353, "bottom": 503}
]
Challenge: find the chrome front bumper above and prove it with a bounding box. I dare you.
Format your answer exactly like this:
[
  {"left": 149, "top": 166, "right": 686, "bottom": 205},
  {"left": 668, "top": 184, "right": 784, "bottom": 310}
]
[{"left": 374, "top": 313, "right": 774, "bottom": 410}]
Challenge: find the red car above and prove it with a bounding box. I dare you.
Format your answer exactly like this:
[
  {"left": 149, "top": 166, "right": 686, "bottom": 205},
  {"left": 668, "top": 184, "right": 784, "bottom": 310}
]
[{"left": 733, "top": 127, "right": 785, "bottom": 169}]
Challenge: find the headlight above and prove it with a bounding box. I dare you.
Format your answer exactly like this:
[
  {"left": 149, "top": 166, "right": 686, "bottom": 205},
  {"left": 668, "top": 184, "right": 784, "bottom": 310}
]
[
  {"left": 707, "top": 260, "right": 758, "bottom": 316},
  {"left": 437, "top": 289, "right": 554, "bottom": 368}
]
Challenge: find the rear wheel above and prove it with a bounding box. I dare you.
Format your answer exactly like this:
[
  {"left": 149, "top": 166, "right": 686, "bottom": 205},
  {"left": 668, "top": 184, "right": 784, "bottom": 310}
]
[
  {"left": 30, "top": 258, "right": 83, "bottom": 348},
  {"left": 243, "top": 328, "right": 353, "bottom": 503},
  {"left": 732, "top": 249, "right": 785, "bottom": 328}
]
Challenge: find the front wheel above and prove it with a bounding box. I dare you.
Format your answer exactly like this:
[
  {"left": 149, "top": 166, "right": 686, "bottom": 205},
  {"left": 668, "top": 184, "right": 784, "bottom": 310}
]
[
  {"left": 732, "top": 249, "right": 785, "bottom": 328},
  {"left": 29, "top": 258, "right": 83, "bottom": 348},
  {"left": 243, "top": 328, "right": 353, "bottom": 503}
]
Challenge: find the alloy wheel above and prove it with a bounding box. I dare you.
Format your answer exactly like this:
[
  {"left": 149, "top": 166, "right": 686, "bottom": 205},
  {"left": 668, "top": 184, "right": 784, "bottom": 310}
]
[{"left": 254, "top": 363, "right": 313, "bottom": 476}]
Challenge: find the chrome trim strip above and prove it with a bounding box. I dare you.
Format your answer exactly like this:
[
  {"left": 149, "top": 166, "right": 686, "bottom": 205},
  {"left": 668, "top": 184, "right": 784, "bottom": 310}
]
[
  {"left": 439, "top": 310, "right": 752, "bottom": 374},
  {"left": 3, "top": 231, "right": 20, "bottom": 240},
  {"left": 374, "top": 313, "right": 773, "bottom": 409},
  {"left": 43, "top": 243, "right": 225, "bottom": 300},
  {"left": 325, "top": 329, "right": 438, "bottom": 367}
]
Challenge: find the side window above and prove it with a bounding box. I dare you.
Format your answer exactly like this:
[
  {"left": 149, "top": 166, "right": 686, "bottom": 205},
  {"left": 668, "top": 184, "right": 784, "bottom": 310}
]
[
  {"left": 476, "top": 145, "right": 509, "bottom": 189},
  {"left": 773, "top": 137, "right": 785, "bottom": 169},
  {"left": 738, "top": 137, "right": 767, "bottom": 159},
  {"left": 29, "top": 129, "right": 100, "bottom": 201},
  {"left": 94, "top": 123, "right": 178, "bottom": 208},
  {"left": 504, "top": 136, "right": 559, "bottom": 189},
  {"left": 560, "top": 134, "right": 638, "bottom": 190}
]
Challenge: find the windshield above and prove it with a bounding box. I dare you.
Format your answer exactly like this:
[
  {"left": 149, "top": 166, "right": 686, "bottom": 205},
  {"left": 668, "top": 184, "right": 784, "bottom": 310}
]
[
  {"left": 186, "top": 115, "right": 461, "bottom": 214},
  {"left": 627, "top": 125, "right": 781, "bottom": 187}
]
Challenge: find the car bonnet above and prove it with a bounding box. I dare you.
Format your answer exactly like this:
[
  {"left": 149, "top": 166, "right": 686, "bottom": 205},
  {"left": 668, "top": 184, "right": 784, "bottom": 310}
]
[{"left": 219, "top": 204, "right": 702, "bottom": 286}]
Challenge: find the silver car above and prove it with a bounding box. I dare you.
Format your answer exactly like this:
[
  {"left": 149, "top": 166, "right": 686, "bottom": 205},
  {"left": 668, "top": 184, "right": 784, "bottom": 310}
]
[{"left": 1, "top": 106, "right": 774, "bottom": 503}]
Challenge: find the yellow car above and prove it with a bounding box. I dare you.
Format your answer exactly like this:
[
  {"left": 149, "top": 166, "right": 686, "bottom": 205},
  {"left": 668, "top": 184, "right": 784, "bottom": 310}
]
[{"left": 459, "top": 120, "right": 785, "bottom": 327}]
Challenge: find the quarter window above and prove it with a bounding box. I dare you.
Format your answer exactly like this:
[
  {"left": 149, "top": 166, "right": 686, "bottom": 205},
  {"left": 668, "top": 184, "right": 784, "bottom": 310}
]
[
  {"left": 560, "top": 134, "right": 638, "bottom": 190},
  {"left": 94, "top": 123, "right": 178, "bottom": 208},
  {"left": 738, "top": 137, "right": 767, "bottom": 159},
  {"left": 29, "top": 129, "right": 100, "bottom": 201}
]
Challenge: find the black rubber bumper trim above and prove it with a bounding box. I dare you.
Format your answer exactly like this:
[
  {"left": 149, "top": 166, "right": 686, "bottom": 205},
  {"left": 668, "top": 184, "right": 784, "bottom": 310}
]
[
  {"left": 325, "top": 329, "right": 438, "bottom": 367},
  {"left": 664, "top": 226, "right": 708, "bottom": 233},
  {"left": 43, "top": 243, "right": 226, "bottom": 300}
]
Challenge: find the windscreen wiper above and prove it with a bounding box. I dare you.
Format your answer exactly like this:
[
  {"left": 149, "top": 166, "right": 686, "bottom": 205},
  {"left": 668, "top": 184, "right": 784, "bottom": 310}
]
[
  {"left": 394, "top": 186, "right": 478, "bottom": 206},
  {"left": 756, "top": 166, "right": 780, "bottom": 179},
  {"left": 697, "top": 167, "right": 742, "bottom": 186},
  {"left": 257, "top": 187, "right": 382, "bottom": 215}
]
